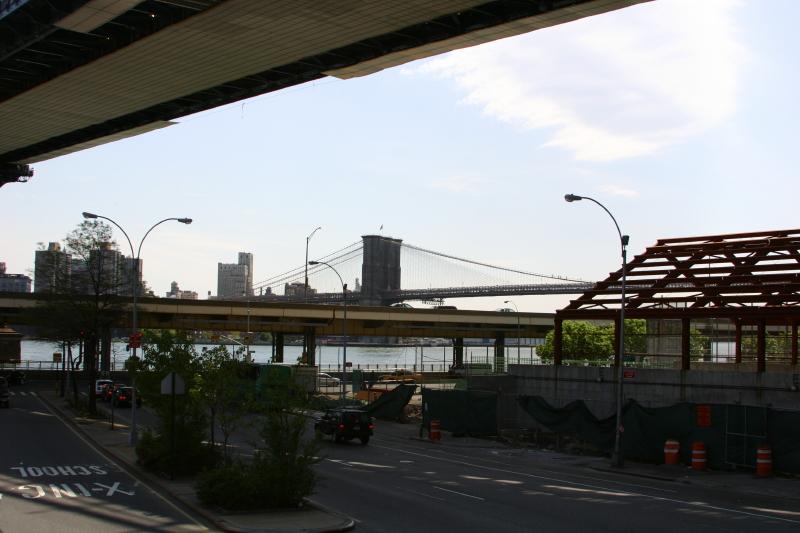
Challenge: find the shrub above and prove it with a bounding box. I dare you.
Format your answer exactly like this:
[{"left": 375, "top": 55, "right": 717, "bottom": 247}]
[{"left": 196, "top": 463, "right": 256, "bottom": 510}]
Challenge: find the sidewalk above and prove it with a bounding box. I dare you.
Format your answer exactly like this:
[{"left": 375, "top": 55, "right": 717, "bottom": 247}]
[{"left": 40, "top": 391, "right": 355, "bottom": 533}]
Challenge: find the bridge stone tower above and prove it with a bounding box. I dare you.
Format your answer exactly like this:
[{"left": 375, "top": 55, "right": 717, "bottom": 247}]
[{"left": 360, "top": 235, "right": 402, "bottom": 306}]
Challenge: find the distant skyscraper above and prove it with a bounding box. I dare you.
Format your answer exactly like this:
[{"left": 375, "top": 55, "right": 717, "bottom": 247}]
[
  {"left": 238, "top": 252, "right": 253, "bottom": 296},
  {"left": 166, "top": 280, "right": 198, "bottom": 299},
  {"left": 34, "top": 242, "right": 71, "bottom": 293}
]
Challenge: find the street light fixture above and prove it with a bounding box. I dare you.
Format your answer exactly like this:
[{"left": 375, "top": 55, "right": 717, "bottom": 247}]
[
  {"left": 308, "top": 260, "right": 347, "bottom": 401},
  {"left": 563, "top": 193, "right": 629, "bottom": 468},
  {"left": 504, "top": 300, "right": 521, "bottom": 365},
  {"left": 82, "top": 212, "right": 192, "bottom": 445},
  {"left": 304, "top": 226, "right": 322, "bottom": 303}
]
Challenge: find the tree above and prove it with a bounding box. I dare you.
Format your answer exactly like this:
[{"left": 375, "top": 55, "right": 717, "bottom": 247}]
[
  {"left": 27, "top": 220, "right": 127, "bottom": 413},
  {"left": 537, "top": 319, "right": 647, "bottom": 363},
  {"left": 196, "top": 372, "right": 320, "bottom": 510},
  {"left": 195, "top": 346, "right": 254, "bottom": 463},
  {"left": 135, "top": 330, "right": 216, "bottom": 476}
]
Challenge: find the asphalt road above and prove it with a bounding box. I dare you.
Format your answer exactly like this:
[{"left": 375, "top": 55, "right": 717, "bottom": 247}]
[
  {"left": 312, "top": 421, "right": 800, "bottom": 533},
  {"left": 0, "top": 384, "right": 211, "bottom": 532}
]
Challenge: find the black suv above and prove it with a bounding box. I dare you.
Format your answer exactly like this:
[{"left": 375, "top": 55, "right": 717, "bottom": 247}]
[{"left": 314, "top": 408, "right": 374, "bottom": 445}]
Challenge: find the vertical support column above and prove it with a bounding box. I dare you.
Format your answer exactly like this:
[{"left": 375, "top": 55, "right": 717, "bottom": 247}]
[
  {"left": 681, "top": 317, "right": 691, "bottom": 371},
  {"left": 304, "top": 328, "right": 316, "bottom": 366},
  {"left": 734, "top": 319, "right": 742, "bottom": 364},
  {"left": 757, "top": 319, "right": 766, "bottom": 373},
  {"left": 453, "top": 337, "right": 464, "bottom": 369},
  {"left": 100, "top": 325, "right": 112, "bottom": 372},
  {"left": 274, "top": 332, "right": 285, "bottom": 363},
  {"left": 613, "top": 318, "right": 621, "bottom": 367},
  {"left": 494, "top": 333, "right": 505, "bottom": 373},
  {"left": 791, "top": 321, "right": 798, "bottom": 366},
  {"left": 554, "top": 319, "right": 563, "bottom": 366}
]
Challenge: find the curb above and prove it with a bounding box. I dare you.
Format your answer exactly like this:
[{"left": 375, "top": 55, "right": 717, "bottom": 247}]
[
  {"left": 39, "top": 391, "right": 356, "bottom": 533},
  {"left": 37, "top": 392, "right": 223, "bottom": 531}
]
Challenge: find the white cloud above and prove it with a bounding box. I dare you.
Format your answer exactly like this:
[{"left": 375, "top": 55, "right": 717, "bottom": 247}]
[
  {"left": 599, "top": 184, "right": 639, "bottom": 198},
  {"left": 414, "top": 0, "right": 745, "bottom": 161}
]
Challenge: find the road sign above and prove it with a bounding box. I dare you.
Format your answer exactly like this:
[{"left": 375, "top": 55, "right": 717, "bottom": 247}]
[
  {"left": 160, "top": 372, "right": 185, "bottom": 395},
  {"left": 129, "top": 332, "right": 142, "bottom": 348}
]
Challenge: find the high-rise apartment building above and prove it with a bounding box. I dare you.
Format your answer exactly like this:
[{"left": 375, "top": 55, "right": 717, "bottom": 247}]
[
  {"left": 34, "top": 242, "right": 71, "bottom": 293},
  {"left": 0, "top": 262, "right": 31, "bottom": 293},
  {"left": 217, "top": 252, "right": 253, "bottom": 298}
]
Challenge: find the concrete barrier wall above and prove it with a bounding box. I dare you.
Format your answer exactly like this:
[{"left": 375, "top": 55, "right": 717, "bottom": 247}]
[{"left": 469, "top": 364, "right": 800, "bottom": 431}]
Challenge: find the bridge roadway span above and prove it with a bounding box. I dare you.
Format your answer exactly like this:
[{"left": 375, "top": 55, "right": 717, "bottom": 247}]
[{"left": 0, "top": 293, "right": 554, "bottom": 339}]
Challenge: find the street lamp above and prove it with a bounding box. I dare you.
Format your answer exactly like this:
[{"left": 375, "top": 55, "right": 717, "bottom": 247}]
[
  {"left": 82, "top": 212, "right": 192, "bottom": 445},
  {"left": 304, "top": 226, "right": 322, "bottom": 303},
  {"left": 504, "top": 300, "right": 521, "bottom": 365},
  {"left": 563, "top": 193, "right": 628, "bottom": 468},
  {"left": 308, "top": 260, "right": 346, "bottom": 401}
]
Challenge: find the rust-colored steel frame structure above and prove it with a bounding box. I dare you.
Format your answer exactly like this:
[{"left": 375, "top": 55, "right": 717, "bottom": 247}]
[{"left": 554, "top": 228, "right": 800, "bottom": 372}]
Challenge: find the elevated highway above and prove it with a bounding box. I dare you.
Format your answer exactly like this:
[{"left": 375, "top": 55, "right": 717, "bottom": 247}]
[
  {"left": 0, "top": 292, "right": 554, "bottom": 339},
  {"left": 1, "top": 0, "right": 649, "bottom": 184}
]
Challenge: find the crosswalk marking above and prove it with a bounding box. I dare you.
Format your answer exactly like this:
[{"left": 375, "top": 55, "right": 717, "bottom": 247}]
[{"left": 6, "top": 391, "right": 37, "bottom": 397}]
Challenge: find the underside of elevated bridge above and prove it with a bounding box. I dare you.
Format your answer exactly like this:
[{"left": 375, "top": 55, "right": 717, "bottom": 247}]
[{"left": 0, "top": 0, "right": 650, "bottom": 185}]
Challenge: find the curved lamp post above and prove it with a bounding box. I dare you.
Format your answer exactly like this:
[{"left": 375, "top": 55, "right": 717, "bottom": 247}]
[
  {"left": 304, "top": 226, "right": 322, "bottom": 303},
  {"left": 504, "top": 300, "right": 521, "bottom": 365},
  {"left": 82, "top": 212, "right": 192, "bottom": 445},
  {"left": 563, "top": 194, "right": 628, "bottom": 468},
  {"left": 308, "top": 260, "right": 346, "bottom": 401}
]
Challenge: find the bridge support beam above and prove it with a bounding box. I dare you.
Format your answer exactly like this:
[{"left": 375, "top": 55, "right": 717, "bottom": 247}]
[
  {"left": 303, "top": 328, "right": 316, "bottom": 366},
  {"left": 100, "top": 325, "right": 112, "bottom": 372},
  {"left": 494, "top": 333, "right": 505, "bottom": 373},
  {"left": 452, "top": 337, "right": 464, "bottom": 369},
  {"left": 273, "top": 332, "right": 285, "bottom": 363},
  {"left": 681, "top": 318, "right": 691, "bottom": 371},
  {"left": 554, "top": 319, "right": 563, "bottom": 366}
]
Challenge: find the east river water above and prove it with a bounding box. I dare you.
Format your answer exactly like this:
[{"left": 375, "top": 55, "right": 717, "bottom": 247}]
[{"left": 18, "top": 340, "right": 540, "bottom": 372}]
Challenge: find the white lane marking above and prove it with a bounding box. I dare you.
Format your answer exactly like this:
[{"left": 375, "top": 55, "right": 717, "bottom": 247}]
[
  {"left": 422, "top": 445, "right": 678, "bottom": 493},
  {"left": 405, "top": 488, "right": 446, "bottom": 502},
  {"left": 34, "top": 394, "right": 209, "bottom": 530},
  {"left": 432, "top": 485, "right": 484, "bottom": 501},
  {"left": 20, "top": 391, "right": 27, "bottom": 396},
  {"left": 372, "top": 443, "right": 800, "bottom": 525},
  {"left": 30, "top": 391, "right": 37, "bottom": 396}
]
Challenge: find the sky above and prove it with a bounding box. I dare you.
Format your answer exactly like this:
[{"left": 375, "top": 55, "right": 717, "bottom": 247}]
[{"left": 3, "top": 0, "right": 800, "bottom": 312}]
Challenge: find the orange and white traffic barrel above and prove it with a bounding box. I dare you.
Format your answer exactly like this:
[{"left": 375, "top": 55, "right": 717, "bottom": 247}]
[
  {"left": 756, "top": 444, "right": 773, "bottom": 477},
  {"left": 691, "top": 441, "right": 707, "bottom": 471},
  {"left": 429, "top": 419, "right": 441, "bottom": 441},
  {"left": 664, "top": 439, "right": 680, "bottom": 465}
]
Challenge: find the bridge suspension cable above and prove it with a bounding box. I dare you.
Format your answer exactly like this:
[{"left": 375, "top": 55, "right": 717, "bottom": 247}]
[
  {"left": 252, "top": 241, "right": 363, "bottom": 294},
  {"left": 400, "top": 242, "right": 587, "bottom": 284}
]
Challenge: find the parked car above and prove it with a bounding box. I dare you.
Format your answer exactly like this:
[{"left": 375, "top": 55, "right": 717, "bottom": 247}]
[
  {"left": 314, "top": 407, "right": 374, "bottom": 444},
  {"left": 378, "top": 369, "right": 422, "bottom": 383},
  {"left": 0, "top": 370, "right": 25, "bottom": 385},
  {"left": 497, "top": 307, "right": 515, "bottom": 313},
  {"left": 0, "top": 377, "right": 9, "bottom": 408},
  {"left": 101, "top": 382, "right": 125, "bottom": 402},
  {"left": 112, "top": 386, "right": 142, "bottom": 408},
  {"left": 318, "top": 372, "right": 341, "bottom": 387},
  {"left": 95, "top": 379, "right": 114, "bottom": 397},
  {"left": 390, "top": 302, "right": 413, "bottom": 308}
]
